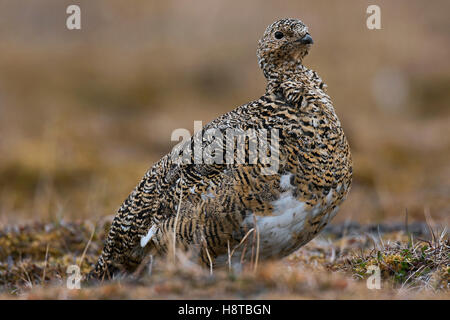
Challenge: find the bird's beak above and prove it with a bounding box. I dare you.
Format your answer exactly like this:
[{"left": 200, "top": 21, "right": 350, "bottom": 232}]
[{"left": 298, "top": 34, "right": 313, "bottom": 45}]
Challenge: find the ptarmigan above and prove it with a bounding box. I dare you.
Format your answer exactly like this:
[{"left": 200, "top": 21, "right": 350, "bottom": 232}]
[{"left": 90, "top": 18, "right": 352, "bottom": 279}]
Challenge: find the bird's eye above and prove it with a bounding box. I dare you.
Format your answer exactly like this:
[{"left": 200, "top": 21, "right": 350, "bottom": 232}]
[{"left": 274, "top": 31, "right": 284, "bottom": 39}]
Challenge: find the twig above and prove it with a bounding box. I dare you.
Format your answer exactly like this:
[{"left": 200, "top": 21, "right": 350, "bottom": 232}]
[
  {"left": 253, "top": 215, "right": 260, "bottom": 273},
  {"left": 172, "top": 177, "right": 184, "bottom": 261},
  {"left": 250, "top": 223, "right": 256, "bottom": 268},
  {"left": 202, "top": 236, "right": 213, "bottom": 275},
  {"left": 230, "top": 228, "right": 255, "bottom": 258},
  {"left": 227, "top": 240, "right": 231, "bottom": 272},
  {"left": 377, "top": 224, "right": 385, "bottom": 250},
  {"left": 42, "top": 243, "right": 50, "bottom": 284},
  {"left": 79, "top": 224, "right": 96, "bottom": 268},
  {"left": 132, "top": 254, "right": 153, "bottom": 278}
]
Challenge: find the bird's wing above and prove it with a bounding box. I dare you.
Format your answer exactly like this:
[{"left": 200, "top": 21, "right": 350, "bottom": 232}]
[{"left": 96, "top": 100, "right": 283, "bottom": 272}]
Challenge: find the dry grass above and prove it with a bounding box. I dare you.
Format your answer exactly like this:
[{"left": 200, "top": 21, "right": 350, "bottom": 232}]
[{"left": 0, "top": 219, "right": 448, "bottom": 299}]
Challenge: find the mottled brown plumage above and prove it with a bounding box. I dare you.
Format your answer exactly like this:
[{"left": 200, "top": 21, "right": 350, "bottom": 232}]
[{"left": 90, "top": 18, "right": 352, "bottom": 279}]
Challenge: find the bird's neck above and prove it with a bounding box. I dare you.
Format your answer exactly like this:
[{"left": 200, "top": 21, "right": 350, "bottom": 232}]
[{"left": 264, "top": 61, "right": 309, "bottom": 94}]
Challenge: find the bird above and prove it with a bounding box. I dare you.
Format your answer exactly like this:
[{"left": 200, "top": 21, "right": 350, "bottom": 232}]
[{"left": 90, "top": 18, "right": 352, "bottom": 279}]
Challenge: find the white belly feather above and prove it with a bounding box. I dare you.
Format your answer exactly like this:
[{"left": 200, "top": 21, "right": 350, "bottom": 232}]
[{"left": 240, "top": 174, "right": 340, "bottom": 260}]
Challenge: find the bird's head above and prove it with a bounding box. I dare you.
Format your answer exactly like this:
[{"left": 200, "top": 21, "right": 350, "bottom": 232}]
[{"left": 257, "top": 18, "right": 313, "bottom": 79}]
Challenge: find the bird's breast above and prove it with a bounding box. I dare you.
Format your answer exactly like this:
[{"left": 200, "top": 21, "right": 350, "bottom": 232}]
[{"left": 232, "top": 173, "right": 345, "bottom": 262}]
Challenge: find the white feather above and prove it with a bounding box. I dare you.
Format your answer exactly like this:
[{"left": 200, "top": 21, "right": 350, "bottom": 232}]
[
  {"left": 140, "top": 225, "right": 157, "bottom": 248},
  {"left": 279, "top": 173, "right": 293, "bottom": 190}
]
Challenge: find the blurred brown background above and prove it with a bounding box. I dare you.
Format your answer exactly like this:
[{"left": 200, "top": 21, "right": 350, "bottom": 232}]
[{"left": 0, "top": 0, "right": 448, "bottom": 225}]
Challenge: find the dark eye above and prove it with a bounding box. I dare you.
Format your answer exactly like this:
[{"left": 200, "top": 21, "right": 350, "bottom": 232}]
[{"left": 274, "top": 31, "right": 284, "bottom": 39}]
